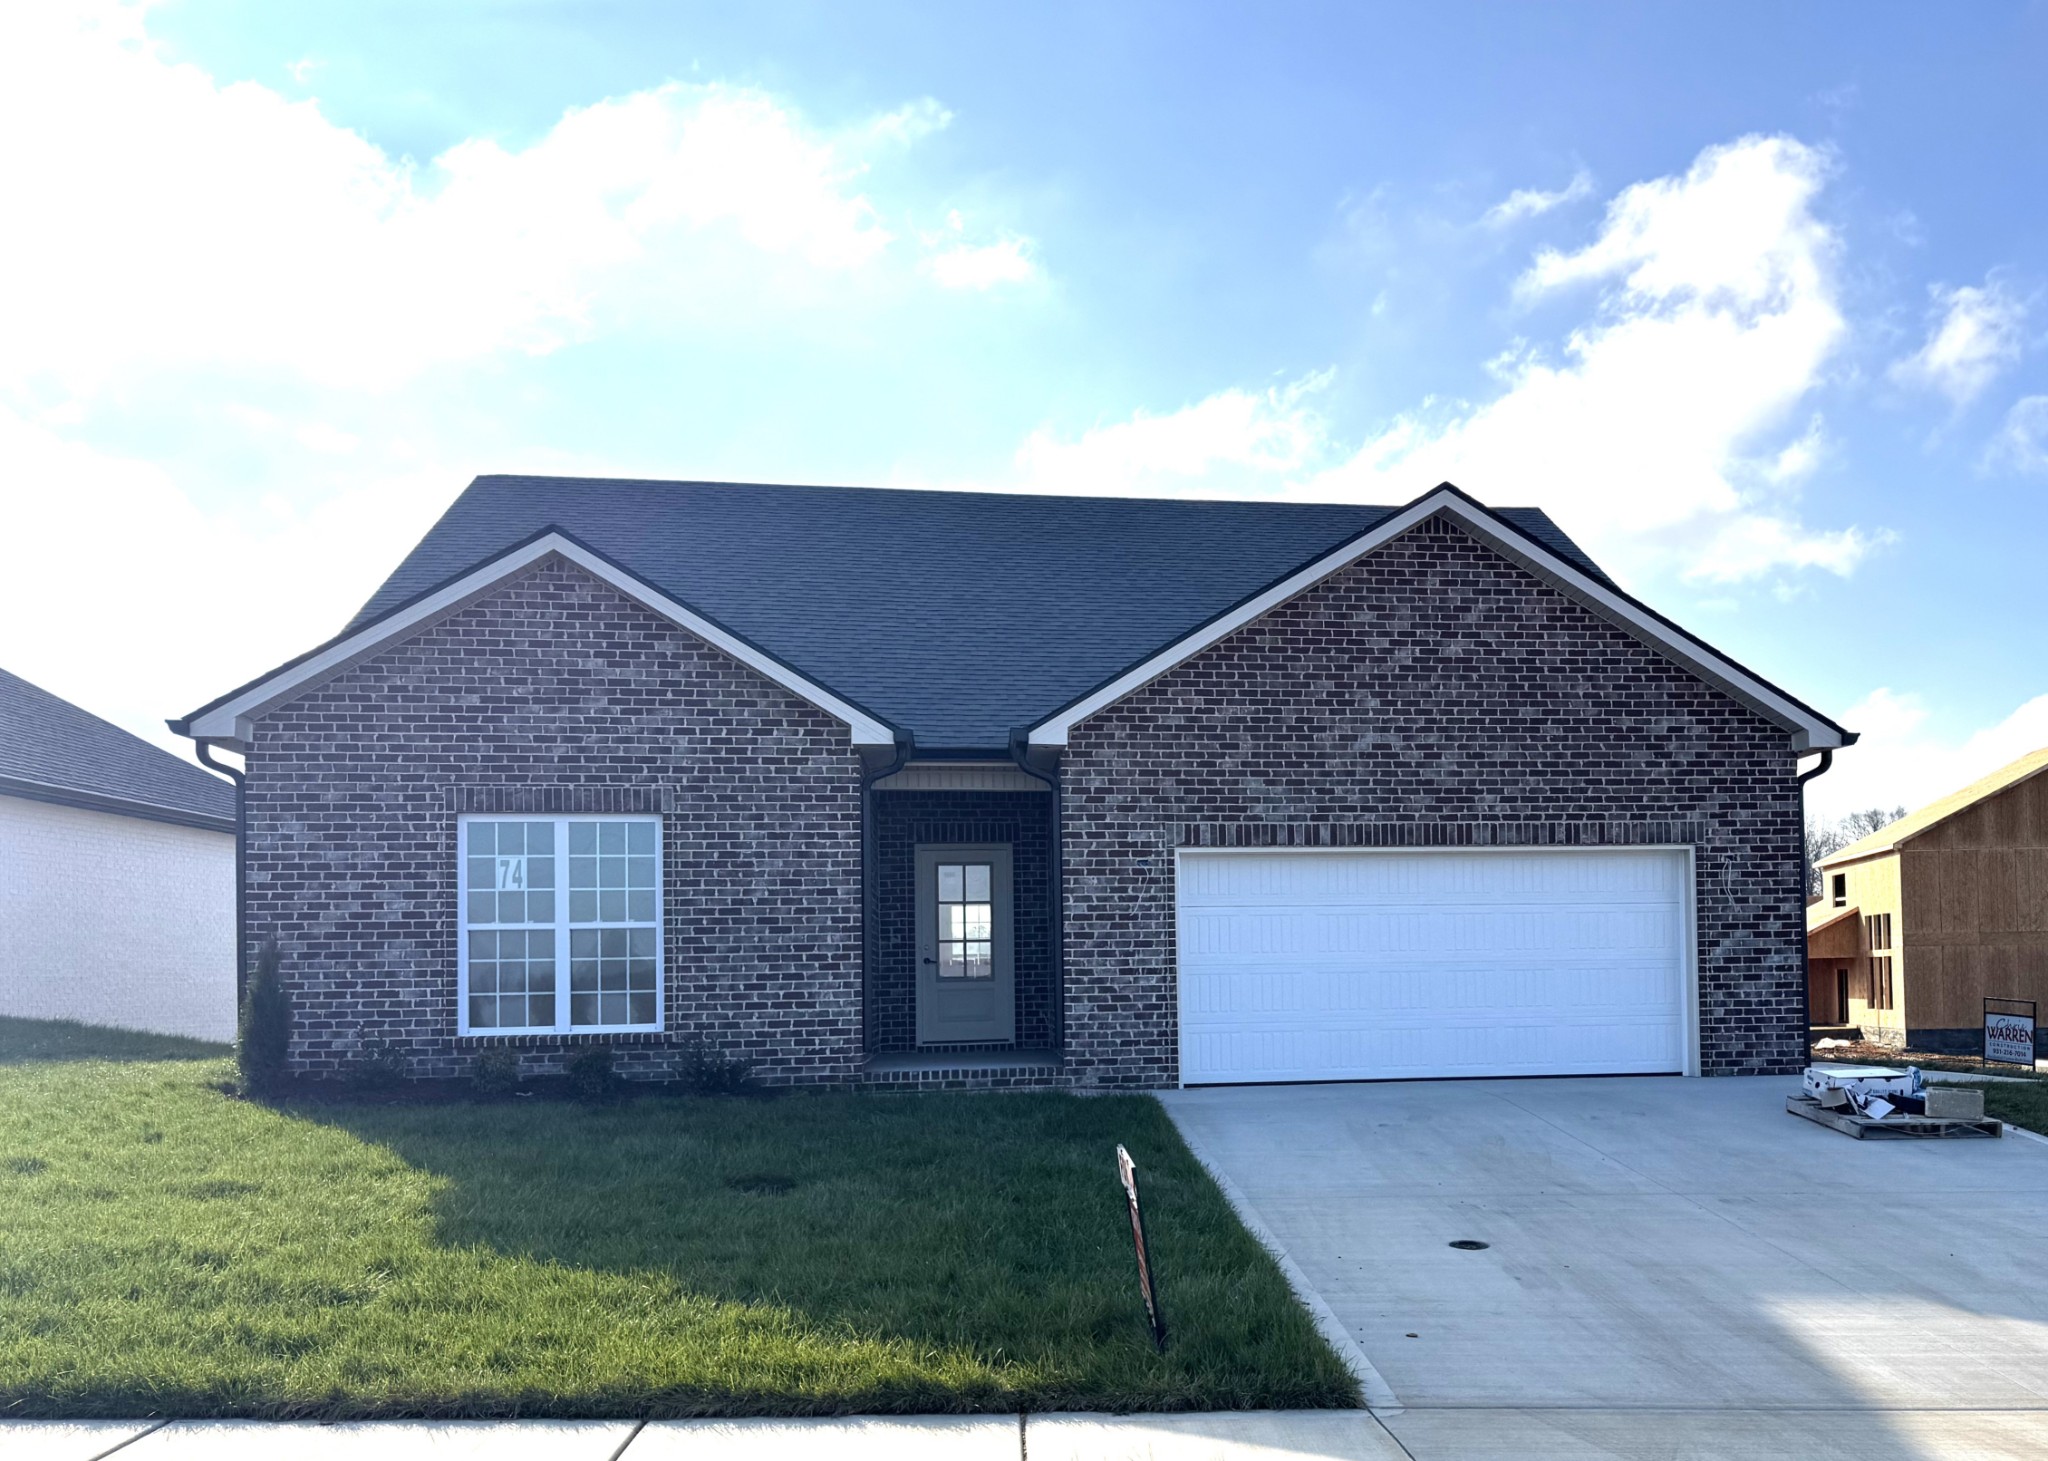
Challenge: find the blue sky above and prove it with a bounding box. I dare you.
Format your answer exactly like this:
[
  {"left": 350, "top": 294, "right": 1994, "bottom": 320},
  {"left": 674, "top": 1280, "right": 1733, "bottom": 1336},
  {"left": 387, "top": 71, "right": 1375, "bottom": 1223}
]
[{"left": 2, "top": 1, "right": 2044, "bottom": 819}]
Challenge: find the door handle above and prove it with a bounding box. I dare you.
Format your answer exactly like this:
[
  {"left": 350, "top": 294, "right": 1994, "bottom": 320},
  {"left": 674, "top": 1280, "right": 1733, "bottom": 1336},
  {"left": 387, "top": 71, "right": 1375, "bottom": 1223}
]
[{"left": 921, "top": 957, "right": 937, "bottom": 965}]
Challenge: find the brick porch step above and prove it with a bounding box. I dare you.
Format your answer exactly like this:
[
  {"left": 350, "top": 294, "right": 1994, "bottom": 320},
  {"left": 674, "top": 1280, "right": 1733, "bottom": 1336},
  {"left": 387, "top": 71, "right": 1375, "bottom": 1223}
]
[{"left": 862, "top": 1049, "right": 1064, "bottom": 1091}]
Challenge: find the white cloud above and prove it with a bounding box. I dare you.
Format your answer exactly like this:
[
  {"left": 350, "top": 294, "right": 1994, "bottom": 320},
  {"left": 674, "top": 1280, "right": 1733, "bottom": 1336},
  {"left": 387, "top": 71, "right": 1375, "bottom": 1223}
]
[
  {"left": 295, "top": 422, "right": 360, "bottom": 455},
  {"left": 1308, "top": 135, "right": 1871, "bottom": 585},
  {"left": 1762, "top": 416, "right": 1827, "bottom": 483},
  {"left": 1987, "top": 395, "right": 2048, "bottom": 473},
  {"left": 1009, "top": 138, "right": 1875, "bottom": 586},
  {"left": 0, "top": 403, "right": 456, "bottom": 758},
  {"left": 1518, "top": 138, "right": 1833, "bottom": 306},
  {"left": 1014, "top": 373, "right": 1330, "bottom": 495},
  {"left": 925, "top": 237, "right": 1038, "bottom": 290},
  {"left": 1889, "top": 279, "right": 2027, "bottom": 405},
  {"left": 0, "top": 5, "right": 1022, "bottom": 393},
  {"left": 1809, "top": 687, "right": 2048, "bottom": 824},
  {"left": 0, "top": 4, "right": 1052, "bottom": 758},
  {"left": 1682, "top": 513, "right": 1873, "bottom": 582},
  {"left": 1481, "top": 169, "right": 1593, "bottom": 228}
]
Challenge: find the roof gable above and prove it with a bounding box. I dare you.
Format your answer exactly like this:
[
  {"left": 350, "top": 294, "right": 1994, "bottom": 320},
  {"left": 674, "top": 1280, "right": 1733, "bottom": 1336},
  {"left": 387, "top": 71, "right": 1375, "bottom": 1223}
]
[
  {"left": 1025, "top": 483, "right": 1853, "bottom": 751},
  {"left": 1820, "top": 746, "right": 2048, "bottom": 866},
  {"left": 0, "top": 667, "right": 234, "bottom": 831},
  {"left": 175, "top": 533, "right": 899, "bottom": 750}
]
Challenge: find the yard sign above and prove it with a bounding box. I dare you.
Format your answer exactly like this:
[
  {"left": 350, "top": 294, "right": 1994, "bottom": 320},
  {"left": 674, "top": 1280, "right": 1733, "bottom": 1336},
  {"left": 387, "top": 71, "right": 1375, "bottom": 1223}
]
[
  {"left": 1116, "top": 1144, "right": 1167, "bottom": 1351},
  {"left": 1984, "top": 998, "right": 2038, "bottom": 1069}
]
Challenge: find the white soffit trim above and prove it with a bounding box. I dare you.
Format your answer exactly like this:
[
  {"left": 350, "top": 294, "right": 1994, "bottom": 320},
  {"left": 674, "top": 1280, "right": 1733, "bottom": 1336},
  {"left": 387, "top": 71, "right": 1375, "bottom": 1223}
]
[
  {"left": 182, "top": 533, "right": 897, "bottom": 748},
  {"left": 873, "top": 760, "right": 1050, "bottom": 793},
  {"left": 1026, "top": 488, "right": 1848, "bottom": 752}
]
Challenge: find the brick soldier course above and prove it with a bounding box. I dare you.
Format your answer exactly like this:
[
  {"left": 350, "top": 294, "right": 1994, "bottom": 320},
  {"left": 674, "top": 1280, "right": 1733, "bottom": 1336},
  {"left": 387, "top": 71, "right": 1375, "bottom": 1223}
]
[{"left": 178, "top": 477, "right": 1850, "bottom": 1088}]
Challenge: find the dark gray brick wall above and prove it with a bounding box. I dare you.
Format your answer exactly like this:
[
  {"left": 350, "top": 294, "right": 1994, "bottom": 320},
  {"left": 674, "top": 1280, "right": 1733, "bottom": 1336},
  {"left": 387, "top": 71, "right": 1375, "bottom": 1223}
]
[
  {"left": 243, "top": 555, "right": 865, "bottom": 1084},
  {"left": 869, "top": 789, "right": 1056, "bottom": 1054},
  {"left": 1059, "top": 515, "right": 1806, "bottom": 1087}
]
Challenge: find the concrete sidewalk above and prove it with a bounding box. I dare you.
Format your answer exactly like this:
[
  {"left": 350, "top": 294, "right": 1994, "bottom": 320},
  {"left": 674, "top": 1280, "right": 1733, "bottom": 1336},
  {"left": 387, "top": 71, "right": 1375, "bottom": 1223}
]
[
  {"left": 1, "top": 1413, "right": 1406, "bottom": 1461},
  {"left": 24, "top": 1407, "right": 2048, "bottom": 1460}
]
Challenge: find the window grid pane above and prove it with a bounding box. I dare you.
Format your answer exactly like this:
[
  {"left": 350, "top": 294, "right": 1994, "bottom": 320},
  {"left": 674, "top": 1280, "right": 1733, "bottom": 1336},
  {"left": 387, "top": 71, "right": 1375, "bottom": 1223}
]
[
  {"left": 466, "top": 928, "right": 556, "bottom": 1029},
  {"left": 465, "top": 817, "right": 660, "bottom": 1032},
  {"left": 565, "top": 820, "right": 660, "bottom": 1028}
]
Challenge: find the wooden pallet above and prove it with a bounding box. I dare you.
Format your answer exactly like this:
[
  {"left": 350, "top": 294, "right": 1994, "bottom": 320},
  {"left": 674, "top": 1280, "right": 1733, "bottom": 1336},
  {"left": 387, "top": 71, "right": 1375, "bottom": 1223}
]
[{"left": 1787, "top": 1094, "right": 2003, "bottom": 1140}]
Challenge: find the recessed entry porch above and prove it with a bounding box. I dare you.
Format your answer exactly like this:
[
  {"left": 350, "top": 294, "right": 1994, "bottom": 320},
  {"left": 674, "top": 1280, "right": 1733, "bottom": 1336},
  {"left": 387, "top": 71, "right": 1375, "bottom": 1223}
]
[{"left": 864, "top": 761, "right": 1061, "bottom": 1087}]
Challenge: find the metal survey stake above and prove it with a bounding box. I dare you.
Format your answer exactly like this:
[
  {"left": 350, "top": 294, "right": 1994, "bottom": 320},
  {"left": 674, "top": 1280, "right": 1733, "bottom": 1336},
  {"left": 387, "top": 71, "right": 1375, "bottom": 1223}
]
[{"left": 1116, "top": 1143, "right": 1167, "bottom": 1351}]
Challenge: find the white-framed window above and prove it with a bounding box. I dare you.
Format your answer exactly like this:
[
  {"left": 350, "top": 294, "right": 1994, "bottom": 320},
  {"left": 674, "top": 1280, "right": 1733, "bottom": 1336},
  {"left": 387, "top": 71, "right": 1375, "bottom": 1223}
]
[{"left": 457, "top": 814, "right": 663, "bottom": 1035}]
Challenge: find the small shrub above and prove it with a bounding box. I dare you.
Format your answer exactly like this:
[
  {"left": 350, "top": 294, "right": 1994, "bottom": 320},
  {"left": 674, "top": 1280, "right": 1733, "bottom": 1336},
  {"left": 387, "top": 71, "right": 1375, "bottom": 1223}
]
[
  {"left": 565, "top": 1046, "right": 621, "bottom": 1103},
  {"left": 348, "top": 1038, "right": 409, "bottom": 1091},
  {"left": 237, "top": 935, "right": 291, "bottom": 1097},
  {"left": 679, "top": 1038, "right": 757, "bottom": 1095},
  {"left": 472, "top": 1049, "right": 521, "bottom": 1096}
]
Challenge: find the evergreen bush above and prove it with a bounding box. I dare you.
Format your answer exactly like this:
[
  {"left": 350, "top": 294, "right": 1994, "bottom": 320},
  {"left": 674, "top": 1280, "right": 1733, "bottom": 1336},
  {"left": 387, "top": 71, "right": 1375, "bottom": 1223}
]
[
  {"left": 472, "top": 1049, "right": 521, "bottom": 1096},
  {"left": 565, "top": 1046, "right": 620, "bottom": 1102},
  {"left": 237, "top": 936, "right": 291, "bottom": 1097}
]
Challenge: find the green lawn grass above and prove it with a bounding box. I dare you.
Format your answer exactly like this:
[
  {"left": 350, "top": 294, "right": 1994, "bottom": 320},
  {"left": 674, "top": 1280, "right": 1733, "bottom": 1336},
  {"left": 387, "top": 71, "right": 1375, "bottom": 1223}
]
[
  {"left": 0, "top": 1015, "right": 231, "bottom": 1063},
  {"left": 1917, "top": 1060, "right": 2048, "bottom": 1137},
  {"left": 0, "top": 1018, "right": 1355, "bottom": 1419},
  {"left": 1976, "top": 1080, "right": 2048, "bottom": 1136}
]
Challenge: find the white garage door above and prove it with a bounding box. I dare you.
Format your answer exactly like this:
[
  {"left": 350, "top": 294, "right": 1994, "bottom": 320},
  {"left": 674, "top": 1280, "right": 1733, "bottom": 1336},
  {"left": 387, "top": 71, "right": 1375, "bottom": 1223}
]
[{"left": 1177, "top": 848, "right": 1690, "bottom": 1084}]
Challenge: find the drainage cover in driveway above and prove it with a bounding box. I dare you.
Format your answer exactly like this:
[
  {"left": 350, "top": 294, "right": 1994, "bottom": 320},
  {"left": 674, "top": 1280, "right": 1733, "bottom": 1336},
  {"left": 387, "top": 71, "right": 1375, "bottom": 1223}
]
[{"left": 1448, "top": 1239, "right": 1490, "bottom": 1250}]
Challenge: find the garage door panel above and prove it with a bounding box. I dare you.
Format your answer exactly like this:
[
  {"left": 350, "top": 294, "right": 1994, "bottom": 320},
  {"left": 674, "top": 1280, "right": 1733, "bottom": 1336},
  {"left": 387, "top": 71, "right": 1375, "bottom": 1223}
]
[
  {"left": 1179, "top": 848, "right": 1683, "bottom": 906},
  {"left": 1182, "top": 960, "right": 1680, "bottom": 1016},
  {"left": 1185, "top": 1017, "right": 1681, "bottom": 1084},
  {"left": 1177, "top": 850, "right": 1689, "bottom": 1084},
  {"left": 1182, "top": 906, "right": 1680, "bottom": 957}
]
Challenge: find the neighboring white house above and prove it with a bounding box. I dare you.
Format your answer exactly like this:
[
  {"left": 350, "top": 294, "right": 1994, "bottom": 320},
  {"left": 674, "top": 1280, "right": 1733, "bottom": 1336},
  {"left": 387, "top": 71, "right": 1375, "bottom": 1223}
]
[{"left": 0, "top": 667, "right": 236, "bottom": 1041}]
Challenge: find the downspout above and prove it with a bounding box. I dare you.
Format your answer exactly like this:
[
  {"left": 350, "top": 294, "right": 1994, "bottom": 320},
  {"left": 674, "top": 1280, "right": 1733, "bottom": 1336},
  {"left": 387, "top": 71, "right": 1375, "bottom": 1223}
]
[
  {"left": 860, "top": 730, "right": 915, "bottom": 1066},
  {"left": 193, "top": 738, "right": 248, "bottom": 1010},
  {"left": 1008, "top": 730, "right": 1063, "bottom": 1056},
  {"left": 1794, "top": 748, "right": 1836, "bottom": 1050}
]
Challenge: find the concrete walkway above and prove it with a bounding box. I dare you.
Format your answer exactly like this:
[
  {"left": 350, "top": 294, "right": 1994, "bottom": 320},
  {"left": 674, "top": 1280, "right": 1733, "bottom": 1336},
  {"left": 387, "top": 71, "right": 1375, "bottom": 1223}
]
[
  {"left": 1161, "top": 1075, "right": 2048, "bottom": 1460},
  {"left": 1, "top": 1413, "right": 1408, "bottom": 1460}
]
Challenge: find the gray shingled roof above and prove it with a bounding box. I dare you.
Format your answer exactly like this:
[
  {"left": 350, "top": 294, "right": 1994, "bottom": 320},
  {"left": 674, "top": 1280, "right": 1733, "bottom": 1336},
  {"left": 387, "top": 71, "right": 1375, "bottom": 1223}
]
[
  {"left": 0, "top": 667, "right": 235, "bottom": 830},
  {"left": 348, "top": 476, "right": 1611, "bottom": 751}
]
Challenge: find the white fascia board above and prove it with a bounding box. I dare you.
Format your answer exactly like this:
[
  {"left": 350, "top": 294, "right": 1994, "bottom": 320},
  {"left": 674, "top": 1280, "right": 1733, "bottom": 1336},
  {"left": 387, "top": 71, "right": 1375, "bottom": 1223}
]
[
  {"left": 182, "top": 533, "right": 897, "bottom": 749},
  {"left": 1026, "top": 487, "right": 1848, "bottom": 752}
]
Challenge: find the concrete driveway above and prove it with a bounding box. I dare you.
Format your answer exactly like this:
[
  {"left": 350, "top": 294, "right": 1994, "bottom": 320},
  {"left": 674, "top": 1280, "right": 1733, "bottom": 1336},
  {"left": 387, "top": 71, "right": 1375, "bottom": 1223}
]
[{"left": 1162, "top": 1076, "right": 2048, "bottom": 1460}]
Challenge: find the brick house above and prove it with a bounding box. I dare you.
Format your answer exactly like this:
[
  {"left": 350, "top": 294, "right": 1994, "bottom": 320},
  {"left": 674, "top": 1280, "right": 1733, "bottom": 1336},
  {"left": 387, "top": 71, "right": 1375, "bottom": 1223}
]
[{"left": 172, "top": 476, "right": 1852, "bottom": 1088}]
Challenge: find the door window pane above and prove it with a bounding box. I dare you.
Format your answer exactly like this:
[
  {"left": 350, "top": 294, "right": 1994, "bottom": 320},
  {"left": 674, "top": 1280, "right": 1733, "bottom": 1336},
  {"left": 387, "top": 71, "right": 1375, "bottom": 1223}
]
[{"left": 935, "top": 860, "right": 995, "bottom": 980}]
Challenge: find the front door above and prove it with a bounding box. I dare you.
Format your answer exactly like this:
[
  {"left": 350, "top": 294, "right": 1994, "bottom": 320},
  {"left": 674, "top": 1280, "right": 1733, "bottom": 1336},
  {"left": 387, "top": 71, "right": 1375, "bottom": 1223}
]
[{"left": 915, "top": 844, "right": 1014, "bottom": 1045}]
